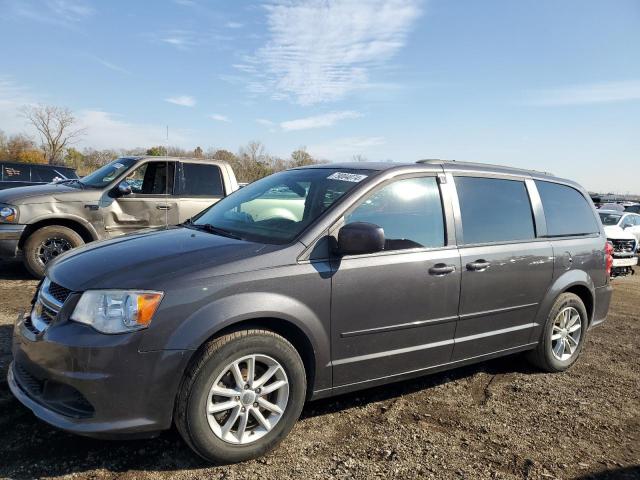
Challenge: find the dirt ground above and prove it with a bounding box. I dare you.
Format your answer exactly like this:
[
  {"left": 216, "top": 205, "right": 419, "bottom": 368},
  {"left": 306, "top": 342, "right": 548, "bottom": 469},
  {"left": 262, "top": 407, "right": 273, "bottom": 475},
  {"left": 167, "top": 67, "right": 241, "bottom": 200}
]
[{"left": 0, "top": 260, "right": 638, "bottom": 480}]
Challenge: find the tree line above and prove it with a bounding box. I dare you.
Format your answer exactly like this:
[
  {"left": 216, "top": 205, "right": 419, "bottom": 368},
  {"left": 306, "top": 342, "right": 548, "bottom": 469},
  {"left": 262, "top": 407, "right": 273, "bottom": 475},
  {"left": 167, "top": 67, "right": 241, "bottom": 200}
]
[{"left": 0, "top": 104, "right": 329, "bottom": 183}]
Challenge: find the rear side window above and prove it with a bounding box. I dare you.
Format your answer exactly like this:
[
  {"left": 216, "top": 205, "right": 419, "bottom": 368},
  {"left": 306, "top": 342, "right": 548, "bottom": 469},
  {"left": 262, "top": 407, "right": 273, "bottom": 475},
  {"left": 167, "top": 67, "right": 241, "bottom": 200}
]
[
  {"left": 31, "top": 166, "right": 56, "bottom": 182},
  {"left": 346, "top": 176, "right": 445, "bottom": 250},
  {"left": 2, "top": 164, "right": 30, "bottom": 182},
  {"left": 180, "top": 163, "right": 224, "bottom": 196},
  {"left": 455, "top": 177, "right": 535, "bottom": 244},
  {"left": 535, "top": 181, "right": 598, "bottom": 237}
]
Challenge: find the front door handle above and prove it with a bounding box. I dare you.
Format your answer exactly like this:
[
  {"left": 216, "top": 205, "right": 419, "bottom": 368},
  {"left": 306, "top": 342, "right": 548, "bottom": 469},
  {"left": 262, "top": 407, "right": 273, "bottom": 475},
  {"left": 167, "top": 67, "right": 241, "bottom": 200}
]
[
  {"left": 156, "top": 205, "right": 171, "bottom": 210},
  {"left": 428, "top": 264, "right": 456, "bottom": 275},
  {"left": 466, "top": 260, "right": 491, "bottom": 271}
]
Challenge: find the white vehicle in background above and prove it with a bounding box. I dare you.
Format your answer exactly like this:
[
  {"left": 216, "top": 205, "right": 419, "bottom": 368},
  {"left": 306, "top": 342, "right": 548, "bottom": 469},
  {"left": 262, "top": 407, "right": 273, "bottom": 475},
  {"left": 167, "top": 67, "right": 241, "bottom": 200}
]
[{"left": 599, "top": 210, "right": 639, "bottom": 277}]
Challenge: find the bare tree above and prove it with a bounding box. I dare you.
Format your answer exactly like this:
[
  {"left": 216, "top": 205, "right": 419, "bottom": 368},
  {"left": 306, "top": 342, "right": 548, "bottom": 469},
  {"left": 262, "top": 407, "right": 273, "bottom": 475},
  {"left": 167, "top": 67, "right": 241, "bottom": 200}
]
[{"left": 21, "top": 104, "right": 85, "bottom": 165}]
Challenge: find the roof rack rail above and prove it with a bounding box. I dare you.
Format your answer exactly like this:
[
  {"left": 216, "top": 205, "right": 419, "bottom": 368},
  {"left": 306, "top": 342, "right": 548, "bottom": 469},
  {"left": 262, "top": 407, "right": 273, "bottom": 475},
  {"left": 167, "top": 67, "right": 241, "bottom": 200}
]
[{"left": 415, "top": 159, "right": 554, "bottom": 177}]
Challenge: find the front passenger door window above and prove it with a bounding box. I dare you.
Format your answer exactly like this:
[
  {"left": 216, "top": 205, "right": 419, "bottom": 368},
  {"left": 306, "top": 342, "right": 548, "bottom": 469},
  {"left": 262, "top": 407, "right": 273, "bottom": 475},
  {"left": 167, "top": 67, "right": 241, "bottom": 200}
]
[{"left": 345, "top": 176, "right": 445, "bottom": 251}]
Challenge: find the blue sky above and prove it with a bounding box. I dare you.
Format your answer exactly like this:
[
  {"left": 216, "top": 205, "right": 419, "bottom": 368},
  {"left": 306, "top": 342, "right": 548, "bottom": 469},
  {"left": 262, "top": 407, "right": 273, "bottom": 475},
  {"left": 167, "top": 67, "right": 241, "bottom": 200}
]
[{"left": 0, "top": 0, "right": 638, "bottom": 192}]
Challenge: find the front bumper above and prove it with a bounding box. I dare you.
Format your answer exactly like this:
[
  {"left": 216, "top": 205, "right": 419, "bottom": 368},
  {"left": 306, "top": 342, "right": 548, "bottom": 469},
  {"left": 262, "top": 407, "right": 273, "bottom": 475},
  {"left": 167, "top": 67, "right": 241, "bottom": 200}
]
[
  {"left": 9, "top": 310, "right": 189, "bottom": 438},
  {"left": 612, "top": 256, "right": 638, "bottom": 268},
  {"left": 0, "top": 224, "right": 26, "bottom": 258}
]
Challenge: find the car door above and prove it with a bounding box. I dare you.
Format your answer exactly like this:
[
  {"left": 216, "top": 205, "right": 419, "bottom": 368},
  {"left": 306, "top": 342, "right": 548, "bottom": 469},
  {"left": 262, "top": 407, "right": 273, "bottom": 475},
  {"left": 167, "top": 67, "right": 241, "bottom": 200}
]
[
  {"left": 103, "top": 160, "right": 174, "bottom": 237},
  {"left": 330, "top": 174, "right": 461, "bottom": 387},
  {"left": 173, "top": 162, "right": 227, "bottom": 223},
  {"left": 450, "top": 174, "right": 554, "bottom": 360}
]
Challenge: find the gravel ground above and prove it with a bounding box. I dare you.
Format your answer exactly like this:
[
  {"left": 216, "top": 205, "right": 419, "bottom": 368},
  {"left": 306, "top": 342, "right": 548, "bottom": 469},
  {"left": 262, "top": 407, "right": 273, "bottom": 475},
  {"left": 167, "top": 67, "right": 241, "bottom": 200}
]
[{"left": 0, "top": 260, "right": 638, "bottom": 480}]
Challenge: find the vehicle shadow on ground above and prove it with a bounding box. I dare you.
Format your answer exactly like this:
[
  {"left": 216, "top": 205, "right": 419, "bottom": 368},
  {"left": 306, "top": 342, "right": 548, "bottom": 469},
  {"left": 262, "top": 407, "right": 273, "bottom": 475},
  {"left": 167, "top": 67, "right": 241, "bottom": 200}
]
[
  {"left": 0, "top": 340, "right": 539, "bottom": 478},
  {"left": 574, "top": 466, "right": 640, "bottom": 479},
  {"left": 0, "top": 260, "right": 33, "bottom": 281}
]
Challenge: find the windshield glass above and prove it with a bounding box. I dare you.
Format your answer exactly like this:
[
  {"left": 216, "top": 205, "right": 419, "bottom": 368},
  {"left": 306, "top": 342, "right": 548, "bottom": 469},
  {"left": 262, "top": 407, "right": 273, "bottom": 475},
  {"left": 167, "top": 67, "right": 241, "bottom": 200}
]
[
  {"left": 193, "top": 168, "right": 373, "bottom": 244},
  {"left": 599, "top": 212, "right": 622, "bottom": 226},
  {"left": 80, "top": 157, "right": 138, "bottom": 188}
]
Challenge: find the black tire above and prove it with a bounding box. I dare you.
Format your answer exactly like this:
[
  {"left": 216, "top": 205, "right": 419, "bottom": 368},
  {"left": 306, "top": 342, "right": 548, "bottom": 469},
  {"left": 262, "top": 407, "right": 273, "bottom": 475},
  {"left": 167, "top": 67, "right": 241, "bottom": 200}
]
[
  {"left": 527, "top": 293, "right": 588, "bottom": 372},
  {"left": 175, "top": 329, "right": 306, "bottom": 464},
  {"left": 23, "top": 225, "right": 84, "bottom": 278}
]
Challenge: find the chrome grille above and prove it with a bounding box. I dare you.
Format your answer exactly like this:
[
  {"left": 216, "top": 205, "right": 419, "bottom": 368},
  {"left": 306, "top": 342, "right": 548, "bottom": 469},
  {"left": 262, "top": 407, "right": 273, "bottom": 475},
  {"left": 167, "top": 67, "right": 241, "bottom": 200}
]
[
  {"left": 48, "top": 282, "right": 72, "bottom": 304},
  {"left": 29, "top": 277, "right": 69, "bottom": 334},
  {"left": 610, "top": 238, "right": 637, "bottom": 254}
]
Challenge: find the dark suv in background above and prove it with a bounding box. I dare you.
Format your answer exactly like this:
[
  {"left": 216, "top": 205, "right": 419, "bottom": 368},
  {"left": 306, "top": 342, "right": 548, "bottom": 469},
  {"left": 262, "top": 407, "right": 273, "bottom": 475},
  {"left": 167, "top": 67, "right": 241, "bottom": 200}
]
[
  {"left": 0, "top": 162, "right": 77, "bottom": 190},
  {"left": 9, "top": 160, "right": 612, "bottom": 463}
]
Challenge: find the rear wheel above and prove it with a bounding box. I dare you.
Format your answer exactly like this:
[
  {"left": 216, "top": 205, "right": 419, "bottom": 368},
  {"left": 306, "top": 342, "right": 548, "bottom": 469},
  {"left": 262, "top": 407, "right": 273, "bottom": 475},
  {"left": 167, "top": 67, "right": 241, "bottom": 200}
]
[
  {"left": 175, "top": 329, "right": 306, "bottom": 464},
  {"left": 23, "top": 225, "right": 84, "bottom": 278},
  {"left": 528, "top": 293, "right": 588, "bottom": 372}
]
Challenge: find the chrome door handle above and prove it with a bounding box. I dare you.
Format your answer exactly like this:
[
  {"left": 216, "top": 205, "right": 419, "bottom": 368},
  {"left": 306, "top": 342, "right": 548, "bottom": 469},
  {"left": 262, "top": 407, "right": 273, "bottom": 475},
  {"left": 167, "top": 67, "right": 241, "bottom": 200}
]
[
  {"left": 466, "top": 260, "right": 490, "bottom": 271},
  {"left": 156, "top": 205, "right": 171, "bottom": 210},
  {"left": 428, "top": 264, "right": 456, "bottom": 275}
]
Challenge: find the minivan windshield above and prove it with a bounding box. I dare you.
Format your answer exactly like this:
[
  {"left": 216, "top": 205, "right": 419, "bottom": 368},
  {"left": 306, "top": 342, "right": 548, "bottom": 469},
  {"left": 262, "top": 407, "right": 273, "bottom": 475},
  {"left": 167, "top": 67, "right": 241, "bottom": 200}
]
[
  {"left": 599, "top": 212, "right": 622, "bottom": 226},
  {"left": 80, "top": 157, "right": 138, "bottom": 188},
  {"left": 192, "top": 168, "right": 374, "bottom": 244}
]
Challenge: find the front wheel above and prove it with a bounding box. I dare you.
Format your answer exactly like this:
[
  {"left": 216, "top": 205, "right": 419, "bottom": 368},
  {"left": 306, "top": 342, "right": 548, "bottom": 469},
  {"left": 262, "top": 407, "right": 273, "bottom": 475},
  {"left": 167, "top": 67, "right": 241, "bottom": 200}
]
[
  {"left": 175, "top": 329, "right": 306, "bottom": 464},
  {"left": 23, "top": 225, "right": 84, "bottom": 278},
  {"left": 527, "top": 293, "right": 588, "bottom": 372}
]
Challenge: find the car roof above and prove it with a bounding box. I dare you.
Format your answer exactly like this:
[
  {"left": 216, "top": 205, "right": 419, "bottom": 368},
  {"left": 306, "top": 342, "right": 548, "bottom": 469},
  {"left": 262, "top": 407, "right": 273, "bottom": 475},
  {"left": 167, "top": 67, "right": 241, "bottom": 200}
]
[
  {"left": 0, "top": 161, "right": 76, "bottom": 170},
  {"left": 297, "top": 159, "right": 565, "bottom": 182},
  {"left": 121, "top": 156, "right": 229, "bottom": 165}
]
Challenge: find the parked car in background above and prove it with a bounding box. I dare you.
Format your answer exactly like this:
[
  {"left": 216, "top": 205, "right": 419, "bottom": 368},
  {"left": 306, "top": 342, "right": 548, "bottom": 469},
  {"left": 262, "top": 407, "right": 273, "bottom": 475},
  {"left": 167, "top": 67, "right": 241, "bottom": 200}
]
[
  {"left": 598, "top": 210, "right": 639, "bottom": 277},
  {"left": 9, "top": 160, "right": 612, "bottom": 463},
  {"left": 598, "top": 202, "right": 625, "bottom": 212},
  {"left": 0, "top": 162, "right": 77, "bottom": 190},
  {"left": 624, "top": 203, "right": 640, "bottom": 214},
  {"left": 0, "top": 156, "right": 238, "bottom": 277}
]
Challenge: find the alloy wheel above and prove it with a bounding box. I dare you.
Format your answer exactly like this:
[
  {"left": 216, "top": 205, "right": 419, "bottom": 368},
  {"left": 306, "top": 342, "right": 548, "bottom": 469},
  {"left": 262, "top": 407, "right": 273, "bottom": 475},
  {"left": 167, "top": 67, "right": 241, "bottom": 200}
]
[
  {"left": 206, "top": 354, "right": 289, "bottom": 445},
  {"left": 551, "top": 306, "right": 582, "bottom": 361}
]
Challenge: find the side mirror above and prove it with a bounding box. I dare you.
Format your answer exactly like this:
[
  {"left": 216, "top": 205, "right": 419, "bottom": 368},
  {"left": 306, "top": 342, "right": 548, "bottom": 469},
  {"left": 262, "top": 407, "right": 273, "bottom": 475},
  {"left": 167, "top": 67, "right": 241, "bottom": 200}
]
[
  {"left": 336, "top": 222, "right": 385, "bottom": 255},
  {"left": 115, "top": 181, "right": 132, "bottom": 197}
]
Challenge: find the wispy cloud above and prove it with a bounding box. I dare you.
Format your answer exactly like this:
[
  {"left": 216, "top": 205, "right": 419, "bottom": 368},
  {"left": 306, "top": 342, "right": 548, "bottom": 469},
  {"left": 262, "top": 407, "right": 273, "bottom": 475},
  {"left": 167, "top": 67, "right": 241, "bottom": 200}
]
[
  {"left": 280, "top": 111, "right": 362, "bottom": 131},
  {"left": 307, "top": 136, "right": 386, "bottom": 160},
  {"left": 165, "top": 95, "right": 196, "bottom": 107},
  {"left": 525, "top": 80, "right": 640, "bottom": 106},
  {"left": 209, "top": 113, "right": 230, "bottom": 122},
  {"left": 92, "top": 57, "right": 130, "bottom": 75},
  {"left": 225, "top": 21, "right": 244, "bottom": 29},
  {"left": 6, "top": 0, "right": 94, "bottom": 27},
  {"left": 235, "top": 0, "right": 422, "bottom": 105}
]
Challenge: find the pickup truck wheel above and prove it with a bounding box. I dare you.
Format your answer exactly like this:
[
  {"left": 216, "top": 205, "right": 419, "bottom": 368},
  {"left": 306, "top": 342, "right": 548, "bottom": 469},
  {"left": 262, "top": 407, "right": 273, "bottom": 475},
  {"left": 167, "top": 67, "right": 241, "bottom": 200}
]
[
  {"left": 527, "top": 293, "right": 588, "bottom": 372},
  {"left": 23, "top": 225, "right": 84, "bottom": 278},
  {"left": 175, "top": 329, "right": 306, "bottom": 464}
]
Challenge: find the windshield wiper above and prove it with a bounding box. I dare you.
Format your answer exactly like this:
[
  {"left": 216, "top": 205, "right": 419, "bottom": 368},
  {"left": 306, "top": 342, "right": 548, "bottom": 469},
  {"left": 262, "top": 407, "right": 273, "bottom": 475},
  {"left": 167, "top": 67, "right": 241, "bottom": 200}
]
[
  {"left": 191, "top": 223, "right": 243, "bottom": 240},
  {"left": 56, "top": 178, "right": 85, "bottom": 189}
]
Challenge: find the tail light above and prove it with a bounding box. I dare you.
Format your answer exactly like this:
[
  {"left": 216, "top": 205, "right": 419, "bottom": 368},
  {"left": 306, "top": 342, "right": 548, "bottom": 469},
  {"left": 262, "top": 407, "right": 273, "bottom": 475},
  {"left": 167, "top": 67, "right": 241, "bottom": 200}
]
[{"left": 605, "top": 241, "right": 614, "bottom": 277}]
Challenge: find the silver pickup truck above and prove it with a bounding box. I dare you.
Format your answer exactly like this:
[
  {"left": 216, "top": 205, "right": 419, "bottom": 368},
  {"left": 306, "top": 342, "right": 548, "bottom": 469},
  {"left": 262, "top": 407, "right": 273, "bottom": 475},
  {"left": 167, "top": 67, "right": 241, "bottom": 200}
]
[{"left": 0, "top": 156, "right": 238, "bottom": 277}]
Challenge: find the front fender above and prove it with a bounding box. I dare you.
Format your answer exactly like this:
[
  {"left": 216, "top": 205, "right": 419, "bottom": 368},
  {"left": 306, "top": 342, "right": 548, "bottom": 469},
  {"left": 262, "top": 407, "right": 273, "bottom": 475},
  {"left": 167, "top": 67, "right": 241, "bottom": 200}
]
[
  {"left": 528, "top": 269, "right": 595, "bottom": 343},
  {"left": 143, "top": 290, "right": 331, "bottom": 391},
  {"left": 23, "top": 211, "right": 101, "bottom": 241}
]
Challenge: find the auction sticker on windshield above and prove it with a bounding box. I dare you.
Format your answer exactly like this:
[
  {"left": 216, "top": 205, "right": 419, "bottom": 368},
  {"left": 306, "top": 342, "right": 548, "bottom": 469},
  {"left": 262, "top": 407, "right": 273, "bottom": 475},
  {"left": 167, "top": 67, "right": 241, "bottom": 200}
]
[{"left": 327, "top": 172, "right": 368, "bottom": 182}]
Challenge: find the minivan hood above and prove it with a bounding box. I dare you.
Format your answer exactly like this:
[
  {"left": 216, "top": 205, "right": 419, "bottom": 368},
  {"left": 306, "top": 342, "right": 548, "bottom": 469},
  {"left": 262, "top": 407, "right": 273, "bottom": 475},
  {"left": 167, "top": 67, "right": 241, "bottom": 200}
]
[
  {"left": 0, "top": 183, "right": 98, "bottom": 205},
  {"left": 603, "top": 225, "right": 635, "bottom": 240},
  {"left": 47, "top": 226, "right": 287, "bottom": 291}
]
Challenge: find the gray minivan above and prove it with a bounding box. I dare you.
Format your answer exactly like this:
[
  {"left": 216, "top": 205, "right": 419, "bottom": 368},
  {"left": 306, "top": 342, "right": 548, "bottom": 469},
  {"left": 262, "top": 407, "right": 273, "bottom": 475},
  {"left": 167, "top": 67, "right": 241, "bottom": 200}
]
[{"left": 9, "top": 160, "right": 612, "bottom": 463}]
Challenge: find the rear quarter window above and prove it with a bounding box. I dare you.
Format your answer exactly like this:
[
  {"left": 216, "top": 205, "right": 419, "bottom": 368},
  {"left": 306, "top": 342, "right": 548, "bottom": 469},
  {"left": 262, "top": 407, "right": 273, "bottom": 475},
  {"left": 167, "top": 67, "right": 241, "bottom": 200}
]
[
  {"left": 535, "top": 180, "right": 598, "bottom": 236},
  {"left": 180, "top": 163, "right": 224, "bottom": 196}
]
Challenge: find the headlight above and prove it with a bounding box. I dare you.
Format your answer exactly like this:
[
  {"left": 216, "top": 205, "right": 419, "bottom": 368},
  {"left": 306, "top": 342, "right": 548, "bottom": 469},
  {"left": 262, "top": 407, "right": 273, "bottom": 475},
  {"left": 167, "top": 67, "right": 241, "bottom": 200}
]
[
  {"left": 0, "top": 206, "right": 17, "bottom": 223},
  {"left": 71, "top": 290, "right": 164, "bottom": 334}
]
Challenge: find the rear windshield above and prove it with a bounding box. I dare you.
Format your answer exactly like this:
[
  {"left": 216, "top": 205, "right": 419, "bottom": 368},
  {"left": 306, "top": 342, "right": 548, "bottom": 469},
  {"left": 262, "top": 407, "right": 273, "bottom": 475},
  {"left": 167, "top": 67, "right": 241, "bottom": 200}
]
[{"left": 598, "top": 212, "right": 622, "bottom": 226}]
